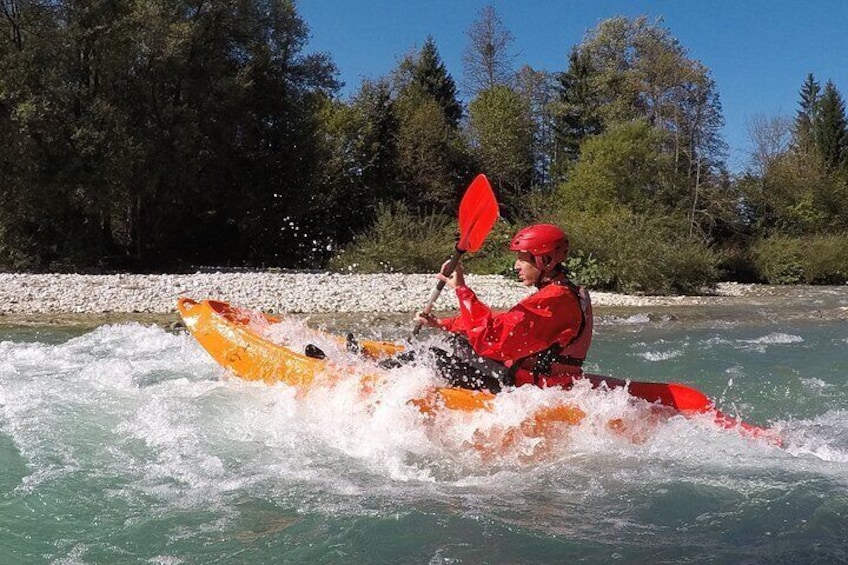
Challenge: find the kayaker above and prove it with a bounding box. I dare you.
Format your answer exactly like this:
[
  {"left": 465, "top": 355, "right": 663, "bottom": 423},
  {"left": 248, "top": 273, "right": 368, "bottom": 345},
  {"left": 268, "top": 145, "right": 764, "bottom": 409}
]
[{"left": 416, "top": 223, "right": 592, "bottom": 391}]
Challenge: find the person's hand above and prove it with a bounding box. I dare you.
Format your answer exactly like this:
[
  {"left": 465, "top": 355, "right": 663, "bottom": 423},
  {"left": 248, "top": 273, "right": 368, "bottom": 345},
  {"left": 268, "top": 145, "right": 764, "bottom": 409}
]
[
  {"left": 414, "top": 311, "right": 440, "bottom": 328},
  {"left": 437, "top": 259, "right": 465, "bottom": 290}
]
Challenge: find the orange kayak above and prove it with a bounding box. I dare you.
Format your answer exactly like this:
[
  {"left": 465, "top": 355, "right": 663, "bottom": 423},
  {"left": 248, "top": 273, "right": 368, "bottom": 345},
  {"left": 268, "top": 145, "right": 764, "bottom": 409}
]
[
  {"left": 176, "top": 297, "right": 778, "bottom": 445},
  {"left": 176, "top": 297, "right": 584, "bottom": 421}
]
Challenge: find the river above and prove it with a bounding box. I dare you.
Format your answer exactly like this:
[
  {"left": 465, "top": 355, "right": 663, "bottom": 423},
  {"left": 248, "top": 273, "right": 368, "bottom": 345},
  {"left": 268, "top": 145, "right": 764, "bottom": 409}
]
[{"left": 1, "top": 291, "right": 846, "bottom": 563}]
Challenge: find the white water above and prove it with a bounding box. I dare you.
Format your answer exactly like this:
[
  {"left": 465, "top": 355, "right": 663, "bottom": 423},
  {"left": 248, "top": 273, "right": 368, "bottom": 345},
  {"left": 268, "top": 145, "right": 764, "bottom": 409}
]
[{"left": 1, "top": 321, "right": 847, "bottom": 563}]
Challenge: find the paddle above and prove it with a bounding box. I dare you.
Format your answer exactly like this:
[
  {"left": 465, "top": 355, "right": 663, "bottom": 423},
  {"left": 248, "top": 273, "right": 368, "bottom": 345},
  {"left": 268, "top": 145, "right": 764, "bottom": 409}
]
[{"left": 413, "top": 174, "right": 499, "bottom": 336}]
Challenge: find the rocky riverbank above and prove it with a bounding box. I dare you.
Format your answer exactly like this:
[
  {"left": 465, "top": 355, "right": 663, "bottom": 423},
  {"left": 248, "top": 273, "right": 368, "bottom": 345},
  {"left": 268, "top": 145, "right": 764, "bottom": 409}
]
[
  {"left": 0, "top": 272, "right": 764, "bottom": 313},
  {"left": 0, "top": 273, "right": 845, "bottom": 328}
]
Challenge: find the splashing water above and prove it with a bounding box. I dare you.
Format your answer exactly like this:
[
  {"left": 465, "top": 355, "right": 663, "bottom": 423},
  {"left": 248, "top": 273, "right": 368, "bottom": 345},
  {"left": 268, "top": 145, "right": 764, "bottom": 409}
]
[{"left": 1, "top": 317, "right": 847, "bottom": 563}]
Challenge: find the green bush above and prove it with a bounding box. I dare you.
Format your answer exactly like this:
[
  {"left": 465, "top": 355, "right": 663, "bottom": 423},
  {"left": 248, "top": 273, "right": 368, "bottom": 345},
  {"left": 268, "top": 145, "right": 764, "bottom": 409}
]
[
  {"left": 330, "top": 201, "right": 725, "bottom": 294},
  {"left": 749, "top": 236, "right": 804, "bottom": 284},
  {"left": 716, "top": 246, "right": 762, "bottom": 283},
  {"left": 566, "top": 251, "right": 616, "bottom": 288},
  {"left": 329, "top": 203, "right": 518, "bottom": 275},
  {"left": 551, "top": 208, "right": 721, "bottom": 294},
  {"left": 328, "top": 203, "right": 456, "bottom": 273},
  {"left": 804, "top": 235, "right": 848, "bottom": 284},
  {"left": 751, "top": 234, "right": 848, "bottom": 284}
]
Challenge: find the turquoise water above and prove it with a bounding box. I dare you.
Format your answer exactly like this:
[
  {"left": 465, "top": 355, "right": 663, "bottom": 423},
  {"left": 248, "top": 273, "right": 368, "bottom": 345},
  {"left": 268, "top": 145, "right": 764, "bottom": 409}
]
[{"left": 1, "top": 308, "right": 847, "bottom": 563}]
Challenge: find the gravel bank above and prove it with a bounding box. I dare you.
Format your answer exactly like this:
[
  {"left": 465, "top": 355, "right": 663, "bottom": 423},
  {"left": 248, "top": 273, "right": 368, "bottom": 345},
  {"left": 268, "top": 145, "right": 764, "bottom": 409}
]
[{"left": 0, "top": 272, "right": 767, "bottom": 314}]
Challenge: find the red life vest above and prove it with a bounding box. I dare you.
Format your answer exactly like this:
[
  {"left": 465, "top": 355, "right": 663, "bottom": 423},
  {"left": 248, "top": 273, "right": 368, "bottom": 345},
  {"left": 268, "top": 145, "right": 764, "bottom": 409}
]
[{"left": 510, "top": 274, "right": 593, "bottom": 387}]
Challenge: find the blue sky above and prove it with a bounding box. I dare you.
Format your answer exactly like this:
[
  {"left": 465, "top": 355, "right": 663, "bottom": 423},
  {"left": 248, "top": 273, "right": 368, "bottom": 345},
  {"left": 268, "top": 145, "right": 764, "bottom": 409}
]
[{"left": 298, "top": 1, "right": 848, "bottom": 173}]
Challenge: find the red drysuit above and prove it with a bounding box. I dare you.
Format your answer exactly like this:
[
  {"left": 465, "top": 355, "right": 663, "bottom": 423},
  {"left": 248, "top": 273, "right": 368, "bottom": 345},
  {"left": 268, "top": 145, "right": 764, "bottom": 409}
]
[{"left": 438, "top": 275, "right": 592, "bottom": 387}]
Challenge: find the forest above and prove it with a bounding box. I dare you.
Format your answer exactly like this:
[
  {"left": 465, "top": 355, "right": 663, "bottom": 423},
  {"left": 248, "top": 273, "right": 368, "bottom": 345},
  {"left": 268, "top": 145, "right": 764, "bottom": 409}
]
[{"left": 1, "top": 1, "right": 846, "bottom": 293}]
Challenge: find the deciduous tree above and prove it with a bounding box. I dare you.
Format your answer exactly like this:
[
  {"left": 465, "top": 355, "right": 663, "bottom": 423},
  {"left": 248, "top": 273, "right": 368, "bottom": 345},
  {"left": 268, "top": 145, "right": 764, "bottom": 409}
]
[
  {"left": 462, "top": 4, "right": 516, "bottom": 95},
  {"left": 467, "top": 85, "right": 533, "bottom": 218}
]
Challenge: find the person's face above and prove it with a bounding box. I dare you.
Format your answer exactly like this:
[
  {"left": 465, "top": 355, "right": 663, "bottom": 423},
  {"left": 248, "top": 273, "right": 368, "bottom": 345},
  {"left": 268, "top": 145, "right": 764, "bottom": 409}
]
[{"left": 514, "top": 252, "right": 541, "bottom": 286}]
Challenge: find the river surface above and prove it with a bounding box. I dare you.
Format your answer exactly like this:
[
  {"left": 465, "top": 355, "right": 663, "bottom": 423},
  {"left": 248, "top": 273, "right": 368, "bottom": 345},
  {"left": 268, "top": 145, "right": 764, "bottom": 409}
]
[{"left": 1, "top": 293, "right": 847, "bottom": 563}]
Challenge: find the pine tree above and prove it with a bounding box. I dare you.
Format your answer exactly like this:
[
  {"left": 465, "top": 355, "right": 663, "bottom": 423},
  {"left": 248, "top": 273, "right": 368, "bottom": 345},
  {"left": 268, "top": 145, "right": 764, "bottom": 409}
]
[
  {"left": 356, "top": 80, "right": 402, "bottom": 203},
  {"left": 814, "top": 81, "right": 848, "bottom": 171},
  {"left": 554, "top": 47, "right": 603, "bottom": 173},
  {"left": 795, "top": 73, "right": 821, "bottom": 150},
  {"left": 413, "top": 36, "right": 462, "bottom": 128}
]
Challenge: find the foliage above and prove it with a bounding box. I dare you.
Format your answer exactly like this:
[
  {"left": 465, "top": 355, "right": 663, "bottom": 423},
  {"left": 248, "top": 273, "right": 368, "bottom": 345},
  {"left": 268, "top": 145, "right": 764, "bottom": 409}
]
[
  {"left": 328, "top": 203, "right": 455, "bottom": 273},
  {"left": 514, "top": 65, "right": 559, "bottom": 188},
  {"left": 555, "top": 209, "right": 722, "bottom": 294},
  {"left": 565, "top": 251, "right": 613, "bottom": 289},
  {"left": 552, "top": 16, "right": 730, "bottom": 242},
  {"left": 553, "top": 47, "right": 604, "bottom": 175},
  {"left": 1, "top": 7, "right": 846, "bottom": 293},
  {"left": 311, "top": 80, "right": 402, "bottom": 253},
  {"left": 555, "top": 16, "right": 726, "bottom": 171},
  {"left": 794, "top": 73, "right": 820, "bottom": 152},
  {"left": 467, "top": 85, "right": 534, "bottom": 218},
  {"left": 394, "top": 95, "right": 470, "bottom": 211},
  {"left": 461, "top": 219, "right": 516, "bottom": 275},
  {"left": 750, "top": 234, "right": 848, "bottom": 285},
  {"left": 738, "top": 73, "right": 848, "bottom": 248},
  {"left": 410, "top": 36, "right": 463, "bottom": 129},
  {"left": 815, "top": 81, "right": 848, "bottom": 171},
  {"left": 738, "top": 143, "right": 848, "bottom": 236},
  {"left": 389, "top": 39, "right": 472, "bottom": 213},
  {"left": 556, "top": 120, "right": 679, "bottom": 216},
  {"left": 329, "top": 206, "right": 514, "bottom": 275},
  {"left": 0, "top": 0, "right": 338, "bottom": 270}
]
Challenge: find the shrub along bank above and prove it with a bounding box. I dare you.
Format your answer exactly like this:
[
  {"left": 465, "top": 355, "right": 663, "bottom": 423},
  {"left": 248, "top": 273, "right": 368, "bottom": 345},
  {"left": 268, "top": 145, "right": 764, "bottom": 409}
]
[
  {"left": 328, "top": 206, "right": 848, "bottom": 294},
  {"left": 750, "top": 234, "right": 848, "bottom": 285}
]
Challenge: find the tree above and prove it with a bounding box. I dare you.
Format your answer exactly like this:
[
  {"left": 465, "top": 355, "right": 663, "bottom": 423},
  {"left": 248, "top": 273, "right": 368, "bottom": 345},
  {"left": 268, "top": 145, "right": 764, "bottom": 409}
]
[
  {"left": 389, "top": 37, "right": 471, "bottom": 212},
  {"left": 0, "top": 0, "right": 135, "bottom": 268},
  {"left": 550, "top": 120, "right": 722, "bottom": 294},
  {"left": 395, "top": 94, "right": 468, "bottom": 211},
  {"left": 556, "top": 120, "right": 673, "bottom": 216},
  {"left": 794, "top": 73, "right": 820, "bottom": 151},
  {"left": 467, "top": 85, "right": 534, "bottom": 218},
  {"left": 554, "top": 47, "right": 604, "bottom": 174},
  {"left": 738, "top": 77, "right": 848, "bottom": 238},
  {"left": 580, "top": 16, "right": 726, "bottom": 172},
  {"left": 675, "top": 66, "right": 727, "bottom": 238},
  {"left": 311, "top": 79, "right": 402, "bottom": 253},
  {"left": 0, "top": 0, "right": 340, "bottom": 270},
  {"left": 514, "top": 65, "right": 558, "bottom": 189},
  {"left": 814, "top": 80, "right": 848, "bottom": 171},
  {"left": 353, "top": 80, "right": 402, "bottom": 204},
  {"left": 747, "top": 114, "right": 793, "bottom": 178},
  {"left": 553, "top": 16, "right": 728, "bottom": 240},
  {"left": 462, "top": 4, "right": 516, "bottom": 95},
  {"left": 411, "top": 36, "right": 462, "bottom": 128}
]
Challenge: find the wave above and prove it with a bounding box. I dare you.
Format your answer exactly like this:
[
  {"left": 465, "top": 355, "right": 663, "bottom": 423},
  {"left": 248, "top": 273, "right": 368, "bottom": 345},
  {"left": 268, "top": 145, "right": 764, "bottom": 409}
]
[
  {"left": 637, "top": 350, "right": 683, "bottom": 361},
  {"left": 743, "top": 332, "right": 804, "bottom": 345}
]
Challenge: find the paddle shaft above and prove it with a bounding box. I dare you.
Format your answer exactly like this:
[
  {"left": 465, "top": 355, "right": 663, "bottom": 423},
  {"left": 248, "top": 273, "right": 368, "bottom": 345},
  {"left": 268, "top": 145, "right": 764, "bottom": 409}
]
[{"left": 412, "top": 247, "right": 464, "bottom": 336}]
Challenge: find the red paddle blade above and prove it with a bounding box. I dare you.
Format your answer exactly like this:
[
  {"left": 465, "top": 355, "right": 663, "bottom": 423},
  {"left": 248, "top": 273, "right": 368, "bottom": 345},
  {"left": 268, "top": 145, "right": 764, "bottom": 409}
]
[{"left": 457, "top": 174, "right": 499, "bottom": 252}]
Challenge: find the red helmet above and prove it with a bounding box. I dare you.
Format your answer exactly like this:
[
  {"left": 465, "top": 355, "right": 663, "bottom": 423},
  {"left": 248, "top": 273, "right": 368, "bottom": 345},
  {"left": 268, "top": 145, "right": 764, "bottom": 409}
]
[{"left": 509, "top": 224, "right": 569, "bottom": 272}]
